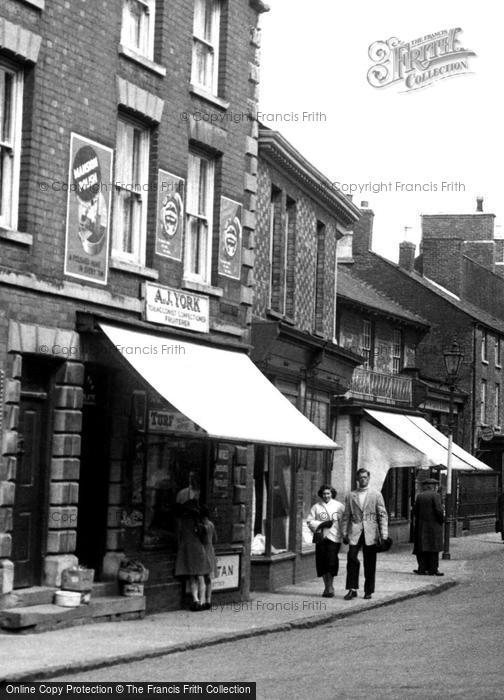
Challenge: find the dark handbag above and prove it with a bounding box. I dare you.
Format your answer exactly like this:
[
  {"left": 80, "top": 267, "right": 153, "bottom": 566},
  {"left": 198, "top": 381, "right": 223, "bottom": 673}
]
[
  {"left": 376, "top": 536, "right": 393, "bottom": 552},
  {"left": 312, "top": 529, "right": 325, "bottom": 545}
]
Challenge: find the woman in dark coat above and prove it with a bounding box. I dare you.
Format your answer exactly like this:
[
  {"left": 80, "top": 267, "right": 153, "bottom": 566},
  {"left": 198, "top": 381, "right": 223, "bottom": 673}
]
[
  {"left": 175, "top": 499, "right": 210, "bottom": 610},
  {"left": 413, "top": 478, "right": 445, "bottom": 576}
]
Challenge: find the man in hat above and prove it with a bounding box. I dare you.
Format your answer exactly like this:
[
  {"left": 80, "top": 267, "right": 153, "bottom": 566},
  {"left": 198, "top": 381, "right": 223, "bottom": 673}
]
[{"left": 412, "top": 478, "right": 445, "bottom": 576}]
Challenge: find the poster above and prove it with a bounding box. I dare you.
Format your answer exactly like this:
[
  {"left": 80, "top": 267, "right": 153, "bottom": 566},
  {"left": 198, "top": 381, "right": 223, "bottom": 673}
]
[
  {"left": 156, "top": 170, "right": 185, "bottom": 260},
  {"left": 64, "top": 133, "right": 112, "bottom": 284},
  {"left": 218, "top": 197, "right": 242, "bottom": 280}
]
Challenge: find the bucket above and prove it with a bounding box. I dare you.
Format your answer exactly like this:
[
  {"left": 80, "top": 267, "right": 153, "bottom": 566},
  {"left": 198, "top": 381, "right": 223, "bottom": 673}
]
[{"left": 54, "top": 590, "right": 82, "bottom": 608}]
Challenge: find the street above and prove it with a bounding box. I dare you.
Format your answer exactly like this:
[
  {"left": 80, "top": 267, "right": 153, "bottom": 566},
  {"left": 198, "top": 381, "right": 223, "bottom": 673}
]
[{"left": 53, "top": 545, "right": 504, "bottom": 699}]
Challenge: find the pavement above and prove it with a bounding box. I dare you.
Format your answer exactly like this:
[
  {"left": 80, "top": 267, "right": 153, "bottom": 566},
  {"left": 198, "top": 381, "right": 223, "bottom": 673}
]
[{"left": 1, "top": 532, "right": 502, "bottom": 683}]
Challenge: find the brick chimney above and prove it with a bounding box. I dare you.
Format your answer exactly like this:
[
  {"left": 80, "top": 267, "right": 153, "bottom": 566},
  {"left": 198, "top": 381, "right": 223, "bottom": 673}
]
[
  {"left": 352, "top": 202, "right": 374, "bottom": 257},
  {"left": 476, "top": 196, "right": 484, "bottom": 212},
  {"left": 398, "top": 241, "right": 416, "bottom": 272}
]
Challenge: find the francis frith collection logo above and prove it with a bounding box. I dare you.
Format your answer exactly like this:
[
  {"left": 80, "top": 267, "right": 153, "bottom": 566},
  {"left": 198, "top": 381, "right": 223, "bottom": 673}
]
[{"left": 367, "top": 28, "right": 476, "bottom": 92}]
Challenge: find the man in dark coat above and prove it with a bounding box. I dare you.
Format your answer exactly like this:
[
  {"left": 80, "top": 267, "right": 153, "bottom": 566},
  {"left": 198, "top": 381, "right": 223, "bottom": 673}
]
[{"left": 413, "top": 478, "right": 445, "bottom": 576}]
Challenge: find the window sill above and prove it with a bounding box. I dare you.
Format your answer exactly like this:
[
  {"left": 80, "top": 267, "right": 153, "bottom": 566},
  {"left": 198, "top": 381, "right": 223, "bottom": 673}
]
[
  {"left": 182, "top": 278, "right": 223, "bottom": 298},
  {"left": 0, "top": 228, "right": 33, "bottom": 246},
  {"left": 496, "top": 364, "right": 502, "bottom": 370},
  {"left": 189, "top": 84, "right": 230, "bottom": 111},
  {"left": 110, "top": 258, "right": 159, "bottom": 279},
  {"left": 482, "top": 359, "right": 489, "bottom": 365},
  {"left": 266, "top": 308, "right": 284, "bottom": 321},
  {"left": 251, "top": 552, "right": 296, "bottom": 563},
  {"left": 119, "top": 45, "right": 166, "bottom": 77}
]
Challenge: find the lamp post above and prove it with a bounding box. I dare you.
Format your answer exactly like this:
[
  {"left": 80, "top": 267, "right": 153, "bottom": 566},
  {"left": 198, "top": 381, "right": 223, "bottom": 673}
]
[{"left": 442, "top": 340, "right": 464, "bottom": 560}]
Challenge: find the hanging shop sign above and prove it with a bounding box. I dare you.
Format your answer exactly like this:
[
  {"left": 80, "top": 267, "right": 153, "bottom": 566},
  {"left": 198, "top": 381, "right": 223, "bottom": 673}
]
[
  {"left": 148, "top": 409, "right": 203, "bottom": 436},
  {"left": 156, "top": 170, "right": 185, "bottom": 261},
  {"left": 64, "top": 133, "right": 113, "bottom": 284},
  {"left": 213, "top": 553, "right": 241, "bottom": 591},
  {"left": 144, "top": 282, "right": 209, "bottom": 333},
  {"left": 218, "top": 197, "right": 242, "bottom": 280}
]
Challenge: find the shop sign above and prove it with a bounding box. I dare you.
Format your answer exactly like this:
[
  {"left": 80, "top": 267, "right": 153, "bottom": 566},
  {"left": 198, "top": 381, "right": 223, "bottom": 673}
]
[
  {"left": 155, "top": 170, "right": 185, "bottom": 261},
  {"left": 148, "top": 409, "right": 203, "bottom": 435},
  {"left": 64, "top": 133, "right": 113, "bottom": 285},
  {"left": 213, "top": 554, "right": 240, "bottom": 591},
  {"left": 144, "top": 282, "right": 209, "bottom": 333},
  {"left": 218, "top": 197, "right": 242, "bottom": 280}
]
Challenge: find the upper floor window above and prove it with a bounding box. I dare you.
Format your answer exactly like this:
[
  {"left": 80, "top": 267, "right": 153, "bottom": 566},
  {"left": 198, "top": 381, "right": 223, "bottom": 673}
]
[
  {"left": 392, "top": 329, "right": 403, "bottom": 375},
  {"left": 495, "top": 383, "right": 501, "bottom": 427},
  {"left": 112, "top": 116, "right": 150, "bottom": 265},
  {"left": 191, "top": 0, "right": 221, "bottom": 95},
  {"left": 0, "top": 63, "right": 22, "bottom": 231},
  {"left": 268, "top": 186, "right": 282, "bottom": 312},
  {"left": 481, "top": 329, "right": 488, "bottom": 362},
  {"left": 314, "top": 221, "right": 326, "bottom": 333},
  {"left": 185, "top": 151, "right": 215, "bottom": 284},
  {"left": 284, "top": 197, "right": 296, "bottom": 318},
  {"left": 121, "top": 0, "right": 155, "bottom": 59},
  {"left": 496, "top": 337, "right": 502, "bottom": 367},
  {"left": 362, "top": 319, "right": 373, "bottom": 369},
  {"left": 480, "top": 379, "right": 487, "bottom": 425}
]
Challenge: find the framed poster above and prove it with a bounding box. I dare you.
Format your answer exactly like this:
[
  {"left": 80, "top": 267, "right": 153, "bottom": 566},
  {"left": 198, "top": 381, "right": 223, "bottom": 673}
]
[
  {"left": 64, "top": 133, "right": 113, "bottom": 284},
  {"left": 218, "top": 197, "right": 242, "bottom": 280},
  {"left": 156, "top": 170, "right": 185, "bottom": 260},
  {"left": 213, "top": 554, "right": 241, "bottom": 591}
]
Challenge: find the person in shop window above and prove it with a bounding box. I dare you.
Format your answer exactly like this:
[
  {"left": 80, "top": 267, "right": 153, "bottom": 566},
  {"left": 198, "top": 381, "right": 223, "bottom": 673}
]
[{"left": 307, "top": 485, "right": 344, "bottom": 597}]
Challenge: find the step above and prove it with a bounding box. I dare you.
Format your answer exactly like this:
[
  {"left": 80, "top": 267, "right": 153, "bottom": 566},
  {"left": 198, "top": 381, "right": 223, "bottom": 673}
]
[
  {"left": 0, "top": 587, "right": 57, "bottom": 610},
  {"left": 0, "top": 595, "right": 146, "bottom": 633}
]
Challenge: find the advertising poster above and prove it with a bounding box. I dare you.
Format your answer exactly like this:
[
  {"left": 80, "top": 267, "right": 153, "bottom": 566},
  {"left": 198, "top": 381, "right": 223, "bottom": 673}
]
[
  {"left": 64, "top": 133, "right": 112, "bottom": 284},
  {"left": 156, "top": 170, "right": 185, "bottom": 260},
  {"left": 218, "top": 196, "right": 242, "bottom": 280}
]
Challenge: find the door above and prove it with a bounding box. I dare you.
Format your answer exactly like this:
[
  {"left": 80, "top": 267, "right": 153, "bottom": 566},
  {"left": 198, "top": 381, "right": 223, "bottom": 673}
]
[{"left": 12, "top": 398, "right": 46, "bottom": 588}]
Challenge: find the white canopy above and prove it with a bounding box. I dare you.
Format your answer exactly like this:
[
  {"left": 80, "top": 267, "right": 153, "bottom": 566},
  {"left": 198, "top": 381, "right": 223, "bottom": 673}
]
[
  {"left": 364, "top": 409, "right": 491, "bottom": 472},
  {"left": 99, "top": 323, "right": 337, "bottom": 450}
]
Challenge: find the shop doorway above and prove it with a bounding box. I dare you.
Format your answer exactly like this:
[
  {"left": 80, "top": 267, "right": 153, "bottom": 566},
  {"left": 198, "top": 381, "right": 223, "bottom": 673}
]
[
  {"left": 75, "top": 368, "right": 110, "bottom": 576},
  {"left": 12, "top": 397, "right": 48, "bottom": 588}
]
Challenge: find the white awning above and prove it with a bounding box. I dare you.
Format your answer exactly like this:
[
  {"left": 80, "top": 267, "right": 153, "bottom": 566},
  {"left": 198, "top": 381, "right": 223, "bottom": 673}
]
[
  {"left": 99, "top": 323, "right": 337, "bottom": 450},
  {"left": 364, "top": 409, "right": 491, "bottom": 472}
]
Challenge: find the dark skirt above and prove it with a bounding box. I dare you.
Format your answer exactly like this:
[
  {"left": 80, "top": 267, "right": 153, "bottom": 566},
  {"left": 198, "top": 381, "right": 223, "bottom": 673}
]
[{"left": 315, "top": 539, "right": 341, "bottom": 577}]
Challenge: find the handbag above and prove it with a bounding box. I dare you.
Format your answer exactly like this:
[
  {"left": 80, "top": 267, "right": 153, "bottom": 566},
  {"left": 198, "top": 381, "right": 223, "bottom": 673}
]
[
  {"left": 312, "top": 504, "right": 332, "bottom": 544},
  {"left": 376, "top": 501, "right": 393, "bottom": 552}
]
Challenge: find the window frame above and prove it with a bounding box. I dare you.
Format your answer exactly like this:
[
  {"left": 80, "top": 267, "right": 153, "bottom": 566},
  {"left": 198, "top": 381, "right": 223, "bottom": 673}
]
[
  {"left": 121, "top": 0, "right": 156, "bottom": 60},
  {"left": 495, "top": 383, "right": 501, "bottom": 428},
  {"left": 392, "top": 328, "right": 403, "bottom": 375},
  {"left": 362, "top": 319, "right": 373, "bottom": 369},
  {"left": 495, "top": 336, "right": 501, "bottom": 368},
  {"left": 0, "top": 61, "right": 23, "bottom": 231},
  {"left": 184, "top": 150, "right": 215, "bottom": 285},
  {"left": 191, "top": 0, "right": 222, "bottom": 96},
  {"left": 112, "top": 115, "right": 150, "bottom": 266},
  {"left": 480, "top": 378, "right": 487, "bottom": 425},
  {"left": 481, "top": 329, "right": 488, "bottom": 363}
]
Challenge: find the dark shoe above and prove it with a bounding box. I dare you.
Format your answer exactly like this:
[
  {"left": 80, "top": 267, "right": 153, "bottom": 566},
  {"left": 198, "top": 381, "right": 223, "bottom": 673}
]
[
  {"left": 344, "top": 590, "right": 357, "bottom": 600},
  {"left": 429, "top": 571, "right": 444, "bottom": 576},
  {"left": 189, "top": 601, "right": 201, "bottom": 611},
  {"left": 413, "top": 569, "right": 427, "bottom": 575},
  {"left": 200, "top": 602, "right": 211, "bottom": 610},
  {"left": 364, "top": 593, "right": 372, "bottom": 600}
]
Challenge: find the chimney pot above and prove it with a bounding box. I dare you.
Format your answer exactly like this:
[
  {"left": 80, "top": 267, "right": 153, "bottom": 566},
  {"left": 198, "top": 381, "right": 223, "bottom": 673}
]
[
  {"left": 347, "top": 194, "right": 353, "bottom": 202},
  {"left": 360, "top": 200, "right": 369, "bottom": 208},
  {"left": 476, "top": 197, "right": 484, "bottom": 212}
]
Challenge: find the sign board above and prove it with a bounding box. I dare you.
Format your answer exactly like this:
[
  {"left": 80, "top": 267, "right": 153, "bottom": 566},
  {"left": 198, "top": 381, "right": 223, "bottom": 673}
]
[
  {"left": 155, "top": 170, "right": 185, "bottom": 261},
  {"left": 64, "top": 133, "right": 112, "bottom": 284},
  {"left": 480, "top": 426, "right": 494, "bottom": 441},
  {"left": 144, "top": 282, "right": 209, "bottom": 333},
  {"left": 148, "top": 409, "right": 203, "bottom": 436},
  {"left": 218, "top": 197, "right": 242, "bottom": 280},
  {"left": 213, "top": 553, "right": 241, "bottom": 591}
]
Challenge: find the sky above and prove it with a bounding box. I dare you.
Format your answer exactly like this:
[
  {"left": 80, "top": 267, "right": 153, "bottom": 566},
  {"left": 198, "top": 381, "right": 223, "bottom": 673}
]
[{"left": 258, "top": 0, "right": 502, "bottom": 261}]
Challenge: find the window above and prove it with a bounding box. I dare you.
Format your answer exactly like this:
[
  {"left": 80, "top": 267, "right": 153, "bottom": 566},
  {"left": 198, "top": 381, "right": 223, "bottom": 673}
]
[
  {"left": 481, "top": 330, "right": 488, "bottom": 362},
  {"left": 191, "top": 0, "right": 221, "bottom": 95},
  {"left": 362, "top": 320, "right": 373, "bottom": 369},
  {"left": 185, "top": 152, "right": 215, "bottom": 284},
  {"left": 112, "top": 117, "right": 150, "bottom": 265},
  {"left": 480, "top": 379, "right": 487, "bottom": 425},
  {"left": 253, "top": 446, "right": 293, "bottom": 556},
  {"left": 268, "top": 186, "right": 282, "bottom": 312},
  {"left": 496, "top": 337, "right": 501, "bottom": 367},
  {"left": 382, "top": 467, "right": 412, "bottom": 520},
  {"left": 0, "top": 63, "right": 22, "bottom": 230},
  {"left": 283, "top": 198, "right": 296, "bottom": 317},
  {"left": 121, "top": 0, "right": 155, "bottom": 59},
  {"left": 392, "top": 329, "right": 403, "bottom": 375},
  {"left": 495, "top": 384, "right": 501, "bottom": 427},
  {"left": 314, "top": 221, "right": 326, "bottom": 333}
]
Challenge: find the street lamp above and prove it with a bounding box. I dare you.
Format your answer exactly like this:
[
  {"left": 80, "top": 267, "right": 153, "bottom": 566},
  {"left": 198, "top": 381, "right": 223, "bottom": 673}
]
[{"left": 442, "top": 340, "right": 464, "bottom": 560}]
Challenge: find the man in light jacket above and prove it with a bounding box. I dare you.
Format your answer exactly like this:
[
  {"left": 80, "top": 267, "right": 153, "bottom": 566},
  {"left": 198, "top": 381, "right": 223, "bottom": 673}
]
[{"left": 342, "top": 468, "right": 388, "bottom": 600}]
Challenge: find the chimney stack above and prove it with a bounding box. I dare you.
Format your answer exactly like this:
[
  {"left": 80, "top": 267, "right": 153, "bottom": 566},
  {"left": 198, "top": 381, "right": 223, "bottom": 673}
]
[
  {"left": 476, "top": 197, "right": 484, "bottom": 212},
  {"left": 352, "top": 203, "right": 374, "bottom": 257},
  {"left": 360, "top": 201, "right": 368, "bottom": 208},
  {"left": 398, "top": 241, "right": 416, "bottom": 272}
]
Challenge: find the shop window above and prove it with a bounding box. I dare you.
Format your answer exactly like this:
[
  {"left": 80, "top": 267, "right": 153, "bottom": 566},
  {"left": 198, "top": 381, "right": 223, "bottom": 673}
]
[
  {"left": 0, "top": 62, "right": 22, "bottom": 231},
  {"left": 112, "top": 116, "right": 150, "bottom": 265},
  {"left": 121, "top": 0, "right": 155, "bottom": 60},
  {"left": 191, "top": 0, "right": 222, "bottom": 95},
  {"left": 382, "top": 467, "right": 411, "bottom": 520},
  {"left": 314, "top": 221, "right": 326, "bottom": 333},
  {"left": 252, "top": 446, "right": 293, "bottom": 556},
  {"left": 301, "top": 394, "right": 330, "bottom": 549},
  {"left": 184, "top": 151, "right": 215, "bottom": 284}
]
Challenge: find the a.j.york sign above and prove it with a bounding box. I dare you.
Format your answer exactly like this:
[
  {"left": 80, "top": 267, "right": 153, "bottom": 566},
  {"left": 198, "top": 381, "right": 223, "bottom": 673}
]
[{"left": 144, "top": 282, "right": 209, "bottom": 333}]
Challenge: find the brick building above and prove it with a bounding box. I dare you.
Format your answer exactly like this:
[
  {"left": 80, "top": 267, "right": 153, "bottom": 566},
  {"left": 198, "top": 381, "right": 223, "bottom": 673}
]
[
  {"left": 347, "top": 200, "right": 502, "bottom": 534},
  {"left": 249, "top": 126, "right": 362, "bottom": 590},
  {"left": 0, "top": 0, "right": 342, "bottom": 628}
]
